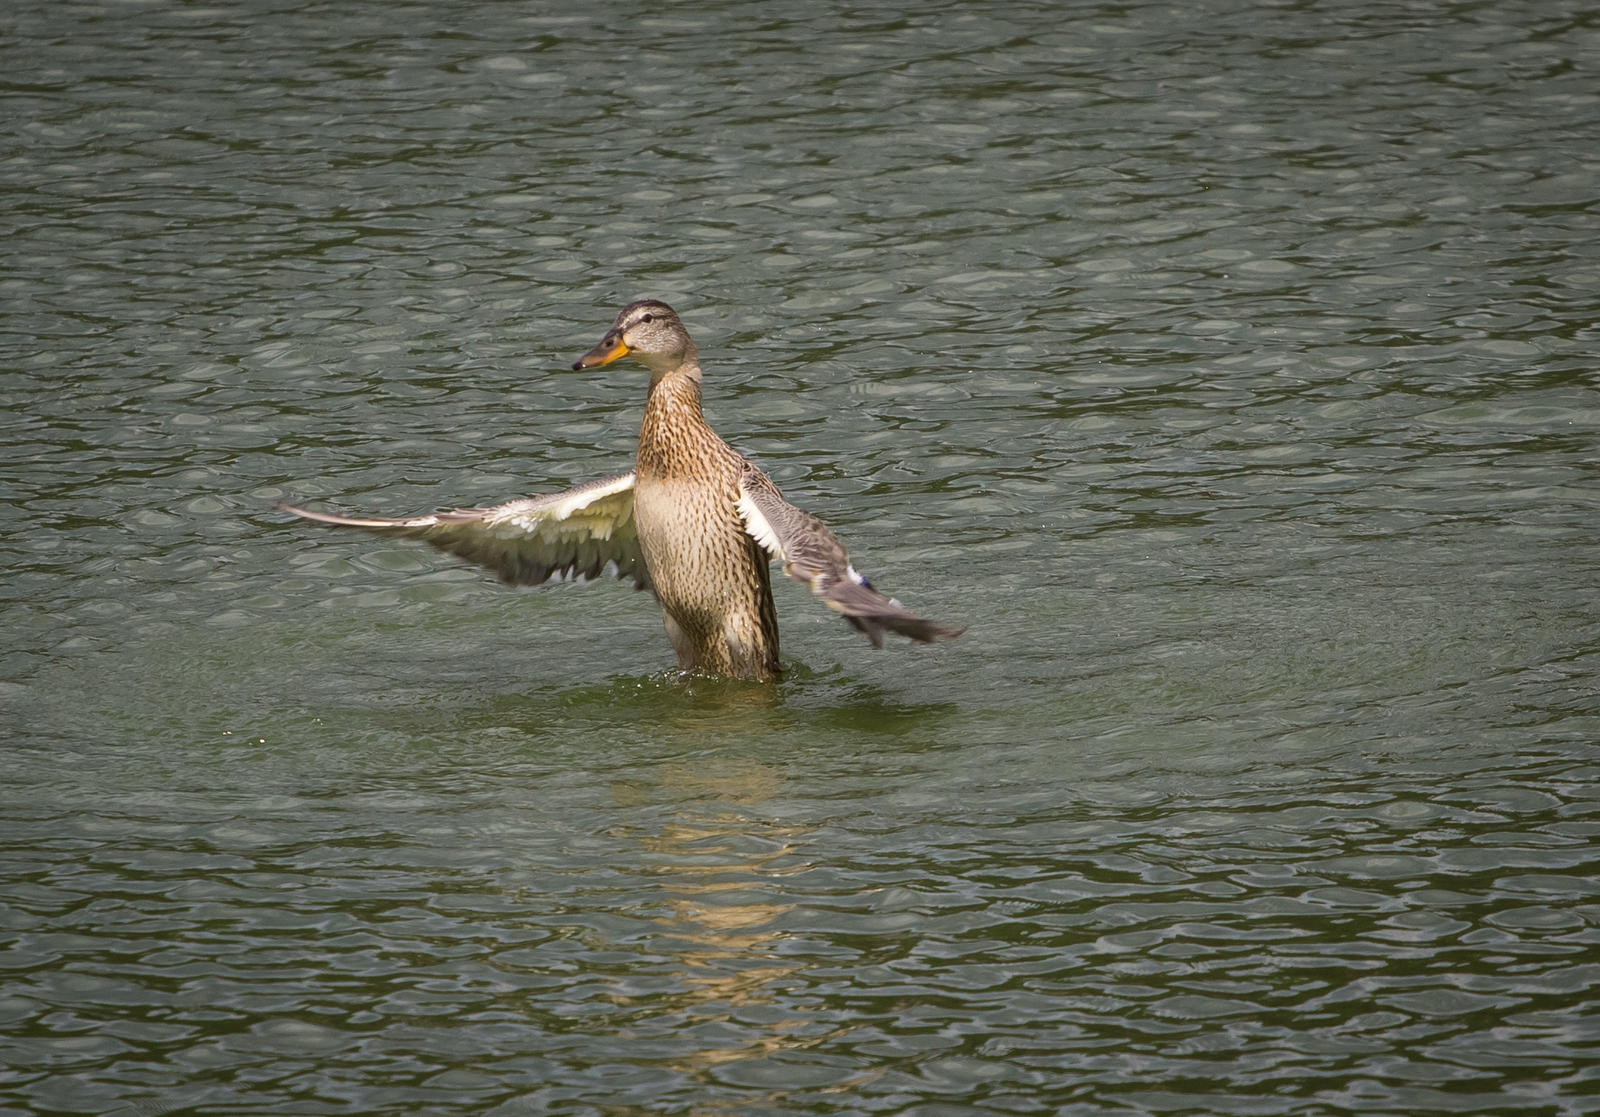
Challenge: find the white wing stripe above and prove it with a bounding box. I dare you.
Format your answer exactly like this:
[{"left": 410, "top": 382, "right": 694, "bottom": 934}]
[
  {"left": 477, "top": 472, "right": 637, "bottom": 526},
  {"left": 736, "top": 487, "right": 787, "bottom": 560}
]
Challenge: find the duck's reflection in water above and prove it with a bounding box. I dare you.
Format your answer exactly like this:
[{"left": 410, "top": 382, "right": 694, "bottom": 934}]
[{"left": 607, "top": 759, "right": 871, "bottom": 1097}]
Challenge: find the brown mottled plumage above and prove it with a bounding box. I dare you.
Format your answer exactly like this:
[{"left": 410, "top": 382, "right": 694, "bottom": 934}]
[{"left": 279, "top": 299, "right": 961, "bottom": 681}]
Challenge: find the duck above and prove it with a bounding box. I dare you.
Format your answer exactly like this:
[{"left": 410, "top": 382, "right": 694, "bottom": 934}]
[{"left": 280, "top": 299, "right": 962, "bottom": 681}]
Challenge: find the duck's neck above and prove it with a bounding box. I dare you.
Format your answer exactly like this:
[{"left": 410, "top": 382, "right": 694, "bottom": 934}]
[
  {"left": 645, "top": 340, "right": 700, "bottom": 388},
  {"left": 637, "top": 357, "right": 721, "bottom": 481}
]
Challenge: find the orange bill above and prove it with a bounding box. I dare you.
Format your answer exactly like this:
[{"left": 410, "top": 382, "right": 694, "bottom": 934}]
[{"left": 571, "top": 336, "right": 630, "bottom": 370}]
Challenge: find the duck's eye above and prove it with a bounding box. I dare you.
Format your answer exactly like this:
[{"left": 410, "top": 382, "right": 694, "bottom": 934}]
[{"left": 641, "top": 314, "right": 654, "bottom": 324}]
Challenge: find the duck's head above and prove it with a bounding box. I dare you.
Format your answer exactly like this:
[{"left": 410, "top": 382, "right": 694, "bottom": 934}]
[{"left": 572, "top": 299, "right": 697, "bottom": 381}]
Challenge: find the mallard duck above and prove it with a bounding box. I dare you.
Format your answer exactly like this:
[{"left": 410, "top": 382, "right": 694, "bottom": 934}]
[{"left": 280, "top": 300, "right": 961, "bottom": 681}]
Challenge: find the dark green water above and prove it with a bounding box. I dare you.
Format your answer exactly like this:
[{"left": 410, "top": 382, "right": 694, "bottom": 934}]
[{"left": 3, "top": 1, "right": 1598, "bottom": 1114}]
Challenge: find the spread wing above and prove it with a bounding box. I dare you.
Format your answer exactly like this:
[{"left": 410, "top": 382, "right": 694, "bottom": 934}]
[
  {"left": 735, "top": 465, "right": 962, "bottom": 648},
  {"left": 279, "top": 471, "right": 650, "bottom": 590}
]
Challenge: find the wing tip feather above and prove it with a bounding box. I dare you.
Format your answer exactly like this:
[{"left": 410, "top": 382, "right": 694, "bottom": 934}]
[{"left": 276, "top": 500, "right": 437, "bottom": 529}]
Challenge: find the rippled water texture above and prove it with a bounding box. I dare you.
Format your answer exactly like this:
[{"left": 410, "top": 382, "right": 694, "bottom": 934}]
[{"left": 4, "top": 1, "right": 1599, "bottom": 1114}]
